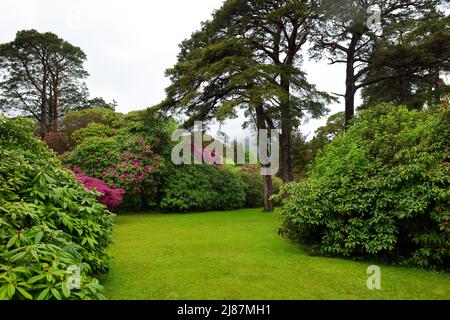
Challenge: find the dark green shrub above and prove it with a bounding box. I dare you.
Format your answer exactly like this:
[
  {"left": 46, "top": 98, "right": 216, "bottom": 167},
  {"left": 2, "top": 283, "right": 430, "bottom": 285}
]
[
  {"left": 160, "top": 165, "right": 246, "bottom": 212},
  {"left": 271, "top": 176, "right": 284, "bottom": 197},
  {"left": 71, "top": 123, "right": 114, "bottom": 145},
  {"left": 238, "top": 169, "right": 264, "bottom": 208},
  {"left": 0, "top": 116, "right": 114, "bottom": 300},
  {"left": 238, "top": 169, "right": 284, "bottom": 208},
  {"left": 276, "top": 104, "right": 450, "bottom": 270}
]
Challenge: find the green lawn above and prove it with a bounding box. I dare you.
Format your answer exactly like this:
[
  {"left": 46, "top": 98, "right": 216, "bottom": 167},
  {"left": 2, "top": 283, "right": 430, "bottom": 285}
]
[{"left": 100, "top": 209, "right": 450, "bottom": 300}]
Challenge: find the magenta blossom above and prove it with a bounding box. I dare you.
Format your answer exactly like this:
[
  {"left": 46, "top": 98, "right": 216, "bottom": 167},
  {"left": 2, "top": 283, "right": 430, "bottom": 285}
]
[{"left": 74, "top": 171, "right": 125, "bottom": 209}]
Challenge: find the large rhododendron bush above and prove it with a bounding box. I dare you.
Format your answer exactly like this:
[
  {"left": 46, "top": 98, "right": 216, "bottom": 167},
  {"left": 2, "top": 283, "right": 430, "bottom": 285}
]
[
  {"left": 63, "top": 133, "right": 165, "bottom": 211},
  {"left": 276, "top": 104, "right": 450, "bottom": 271},
  {"left": 0, "top": 116, "right": 114, "bottom": 300}
]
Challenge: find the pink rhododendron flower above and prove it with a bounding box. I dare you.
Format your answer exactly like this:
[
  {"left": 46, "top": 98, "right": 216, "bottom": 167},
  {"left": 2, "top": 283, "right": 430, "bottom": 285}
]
[{"left": 73, "top": 171, "right": 125, "bottom": 209}]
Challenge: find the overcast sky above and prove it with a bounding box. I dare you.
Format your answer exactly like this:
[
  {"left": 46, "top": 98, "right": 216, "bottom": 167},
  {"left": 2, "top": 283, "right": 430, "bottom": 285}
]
[{"left": 0, "top": 0, "right": 359, "bottom": 140}]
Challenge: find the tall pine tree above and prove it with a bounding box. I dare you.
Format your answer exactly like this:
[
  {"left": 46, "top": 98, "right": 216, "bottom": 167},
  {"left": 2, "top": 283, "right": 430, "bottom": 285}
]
[
  {"left": 0, "top": 30, "right": 88, "bottom": 137},
  {"left": 163, "top": 0, "right": 332, "bottom": 183}
]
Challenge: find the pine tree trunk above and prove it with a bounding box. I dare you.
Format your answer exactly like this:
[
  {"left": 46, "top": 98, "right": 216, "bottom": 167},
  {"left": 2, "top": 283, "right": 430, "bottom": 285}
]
[
  {"left": 263, "top": 175, "right": 274, "bottom": 212},
  {"left": 344, "top": 85, "right": 355, "bottom": 130},
  {"left": 40, "top": 71, "right": 49, "bottom": 139},
  {"left": 51, "top": 98, "right": 59, "bottom": 132},
  {"left": 280, "top": 75, "right": 294, "bottom": 183},
  {"left": 52, "top": 76, "right": 59, "bottom": 132},
  {"left": 344, "top": 34, "right": 361, "bottom": 130},
  {"left": 255, "top": 104, "right": 274, "bottom": 212},
  {"left": 40, "top": 114, "right": 48, "bottom": 139}
]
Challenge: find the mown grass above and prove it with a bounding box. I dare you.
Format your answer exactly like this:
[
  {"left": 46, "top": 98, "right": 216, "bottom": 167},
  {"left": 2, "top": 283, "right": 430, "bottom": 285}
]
[{"left": 100, "top": 209, "right": 450, "bottom": 300}]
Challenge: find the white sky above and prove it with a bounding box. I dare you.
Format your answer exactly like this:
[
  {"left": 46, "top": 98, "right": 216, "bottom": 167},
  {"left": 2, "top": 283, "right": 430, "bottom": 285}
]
[{"left": 0, "top": 0, "right": 360, "bottom": 140}]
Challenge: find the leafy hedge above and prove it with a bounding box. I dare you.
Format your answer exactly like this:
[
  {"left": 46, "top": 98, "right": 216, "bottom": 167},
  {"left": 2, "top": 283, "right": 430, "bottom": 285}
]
[
  {"left": 238, "top": 169, "right": 264, "bottom": 208},
  {"left": 277, "top": 104, "right": 450, "bottom": 270},
  {"left": 160, "top": 165, "right": 246, "bottom": 212},
  {"left": 238, "top": 169, "right": 284, "bottom": 208},
  {"left": 0, "top": 116, "right": 114, "bottom": 300}
]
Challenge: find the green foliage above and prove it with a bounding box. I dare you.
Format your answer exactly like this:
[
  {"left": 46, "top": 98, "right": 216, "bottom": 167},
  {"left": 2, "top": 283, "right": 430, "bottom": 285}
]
[
  {"left": 292, "top": 112, "right": 345, "bottom": 178},
  {"left": 361, "top": 13, "right": 450, "bottom": 110},
  {"left": 59, "top": 107, "right": 123, "bottom": 148},
  {"left": 120, "top": 108, "right": 178, "bottom": 158},
  {"left": 71, "top": 123, "right": 114, "bottom": 145},
  {"left": 160, "top": 165, "right": 246, "bottom": 212},
  {"left": 81, "top": 97, "right": 118, "bottom": 111},
  {"left": 277, "top": 104, "right": 450, "bottom": 270},
  {"left": 238, "top": 169, "right": 264, "bottom": 208},
  {"left": 234, "top": 168, "right": 284, "bottom": 208},
  {"left": 0, "top": 115, "right": 114, "bottom": 300},
  {"left": 312, "top": 0, "right": 444, "bottom": 127},
  {"left": 271, "top": 176, "right": 284, "bottom": 201}
]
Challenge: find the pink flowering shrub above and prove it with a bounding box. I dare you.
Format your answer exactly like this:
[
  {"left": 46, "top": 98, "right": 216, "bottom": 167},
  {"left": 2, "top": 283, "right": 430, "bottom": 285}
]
[
  {"left": 189, "top": 141, "right": 222, "bottom": 165},
  {"left": 73, "top": 170, "right": 125, "bottom": 209},
  {"left": 63, "top": 134, "right": 165, "bottom": 211},
  {"left": 182, "top": 139, "right": 223, "bottom": 165}
]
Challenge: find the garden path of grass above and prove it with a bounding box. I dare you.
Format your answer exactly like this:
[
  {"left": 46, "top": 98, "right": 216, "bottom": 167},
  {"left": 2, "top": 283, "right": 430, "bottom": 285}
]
[{"left": 100, "top": 209, "right": 450, "bottom": 300}]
